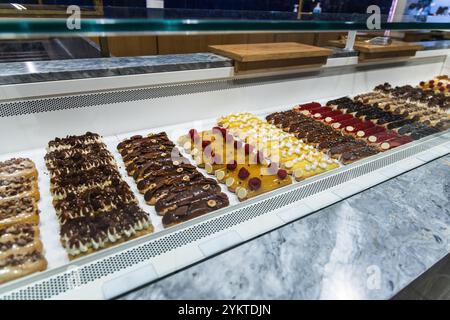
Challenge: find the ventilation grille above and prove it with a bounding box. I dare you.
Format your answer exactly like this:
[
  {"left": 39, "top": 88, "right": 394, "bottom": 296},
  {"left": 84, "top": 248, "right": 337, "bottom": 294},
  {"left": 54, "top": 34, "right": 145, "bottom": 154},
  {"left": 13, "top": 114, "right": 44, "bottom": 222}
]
[
  {"left": 0, "top": 74, "right": 309, "bottom": 118},
  {"left": 0, "top": 134, "right": 447, "bottom": 300}
]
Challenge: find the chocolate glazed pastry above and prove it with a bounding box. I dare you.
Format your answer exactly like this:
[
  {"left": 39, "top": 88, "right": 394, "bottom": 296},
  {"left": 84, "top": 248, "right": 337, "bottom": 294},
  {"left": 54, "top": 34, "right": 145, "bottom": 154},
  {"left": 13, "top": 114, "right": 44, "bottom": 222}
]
[
  {"left": 155, "top": 183, "right": 223, "bottom": 215},
  {"left": 143, "top": 172, "right": 206, "bottom": 205},
  {"left": 162, "top": 193, "right": 229, "bottom": 228},
  {"left": 267, "top": 109, "right": 380, "bottom": 164},
  {"left": 340, "top": 146, "right": 379, "bottom": 164},
  {"left": 46, "top": 132, "right": 153, "bottom": 260},
  {"left": 136, "top": 164, "right": 198, "bottom": 193},
  {"left": 118, "top": 132, "right": 229, "bottom": 228}
]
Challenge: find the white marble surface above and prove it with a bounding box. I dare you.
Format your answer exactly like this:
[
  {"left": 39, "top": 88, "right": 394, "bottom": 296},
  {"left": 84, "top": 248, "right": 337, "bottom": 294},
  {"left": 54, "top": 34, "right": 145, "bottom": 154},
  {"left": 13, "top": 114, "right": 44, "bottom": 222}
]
[
  {"left": 120, "top": 154, "right": 450, "bottom": 300},
  {"left": 0, "top": 53, "right": 232, "bottom": 85}
]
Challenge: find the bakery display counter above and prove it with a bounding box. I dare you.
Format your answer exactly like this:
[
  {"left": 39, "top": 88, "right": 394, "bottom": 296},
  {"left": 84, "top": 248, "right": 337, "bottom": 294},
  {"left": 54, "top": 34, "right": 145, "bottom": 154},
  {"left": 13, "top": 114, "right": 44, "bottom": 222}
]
[
  {"left": 119, "top": 154, "right": 450, "bottom": 300},
  {"left": 0, "top": 47, "right": 449, "bottom": 299}
]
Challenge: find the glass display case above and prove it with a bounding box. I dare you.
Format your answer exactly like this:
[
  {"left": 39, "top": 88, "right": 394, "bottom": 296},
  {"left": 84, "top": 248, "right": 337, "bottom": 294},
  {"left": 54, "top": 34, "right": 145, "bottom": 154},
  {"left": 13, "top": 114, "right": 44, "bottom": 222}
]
[{"left": 0, "top": 5, "right": 449, "bottom": 300}]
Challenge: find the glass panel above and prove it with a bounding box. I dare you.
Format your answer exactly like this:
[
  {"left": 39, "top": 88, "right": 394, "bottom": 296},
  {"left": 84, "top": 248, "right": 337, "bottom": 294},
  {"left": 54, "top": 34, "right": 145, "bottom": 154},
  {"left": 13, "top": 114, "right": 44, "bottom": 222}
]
[{"left": 0, "top": 5, "right": 449, "bottom": 38}]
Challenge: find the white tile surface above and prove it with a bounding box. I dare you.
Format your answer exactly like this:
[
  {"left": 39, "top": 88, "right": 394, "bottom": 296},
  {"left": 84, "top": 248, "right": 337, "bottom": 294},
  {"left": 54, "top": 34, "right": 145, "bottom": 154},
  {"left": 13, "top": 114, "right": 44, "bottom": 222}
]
[
  {"left": 235, "top": 213, "right": 285, "bottom": 240},
  {"left": 276, "top": 202, "right": 315, "bottom": 223},
  {"left": 302, "top": 191, "right": 342, "bottom": 211},
  {"left": 102, "top": 263, "right": 158, "bottom": 299},
  {"left": 151, "top": 245, "right": 205, "bottom": 277},
  {"left": 331, "top": 182, "right": 365, "bottom": 199},
  {"left": 198, "top": 231, "right": 244, "bottom": 257}
]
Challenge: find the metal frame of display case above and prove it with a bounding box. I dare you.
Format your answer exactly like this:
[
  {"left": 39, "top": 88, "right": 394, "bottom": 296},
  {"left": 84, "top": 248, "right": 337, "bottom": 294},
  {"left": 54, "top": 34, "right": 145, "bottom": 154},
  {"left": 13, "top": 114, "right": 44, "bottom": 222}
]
[{"left": 0, "top": 34, "right": 449, "bottom": 299}]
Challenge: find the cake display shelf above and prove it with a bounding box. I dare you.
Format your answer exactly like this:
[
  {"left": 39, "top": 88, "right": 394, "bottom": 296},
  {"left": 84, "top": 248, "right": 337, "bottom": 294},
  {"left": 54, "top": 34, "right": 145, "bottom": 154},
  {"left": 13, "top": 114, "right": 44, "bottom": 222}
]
[{"left": 0, "top": 102, "right": 448, "bottom": 300}]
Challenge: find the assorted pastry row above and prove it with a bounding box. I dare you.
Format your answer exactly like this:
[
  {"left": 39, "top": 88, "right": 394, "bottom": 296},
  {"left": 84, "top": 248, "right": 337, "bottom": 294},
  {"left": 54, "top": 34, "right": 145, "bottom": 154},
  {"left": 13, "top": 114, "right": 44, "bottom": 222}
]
[
  {"left": 116, "top": 132, "right": 229, "bottom": 228},
  {"left": 0, "top": 158, "right": 47, "bottom": 284},
  {"left": 178, "top": 126, "right": 296, "bottom": 201},
  {"left": 355, "top": 84, "right": 450, "bottom": 131},
  {"left": 267, "top": 106, "right": 382, "bottom": 164},
  {"left": 376, "top": 81, "right": 450, "bottom": 112},
  {"left": 44, "top": 132, "right": 154, "bottom": 260},
  {"left": 418, "top": 75, "right": 450, "bottom": 98},
  {"left": 1, "top": 78, "right": 449, "bottom": 285}
]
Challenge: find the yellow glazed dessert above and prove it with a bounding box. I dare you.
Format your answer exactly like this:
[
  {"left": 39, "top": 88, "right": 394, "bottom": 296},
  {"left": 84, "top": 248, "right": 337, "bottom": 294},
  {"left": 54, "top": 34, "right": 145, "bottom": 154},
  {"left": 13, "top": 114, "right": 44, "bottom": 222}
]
[
  {"left": 217, "top": 113, "right": 339, "bottom": 180},
  {"left": 178, "top": 127, "right": 292, "bottom": 201}
]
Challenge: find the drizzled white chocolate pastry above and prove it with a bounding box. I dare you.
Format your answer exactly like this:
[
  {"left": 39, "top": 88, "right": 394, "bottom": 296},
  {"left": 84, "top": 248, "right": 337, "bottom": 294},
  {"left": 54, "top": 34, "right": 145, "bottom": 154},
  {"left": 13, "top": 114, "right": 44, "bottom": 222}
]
[
  {"left": 46, "top": 132, "right": 154, "bottom": 259},
  {"left": 0, "top": 158, "right": 47, "bottom": 284}
]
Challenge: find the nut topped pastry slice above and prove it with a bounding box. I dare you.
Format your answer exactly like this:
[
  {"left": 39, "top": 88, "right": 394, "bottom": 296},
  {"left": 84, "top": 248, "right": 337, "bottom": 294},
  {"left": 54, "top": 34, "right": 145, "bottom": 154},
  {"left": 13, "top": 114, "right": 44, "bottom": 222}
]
[
  {"left": 46, "top": 132, "right": 153, "bottom": 259},
  {"left": 118, "top": 132, "right": 229, "bottom": 228},
  {"left": 0, "top": 158, "right": 47, "bottom": 284},
  {"left": 0, "top": 196, "right": 40, "bottom": 229},
  {"left": 0, "top": 158, "right": 38, "bottom": 181},
  {"left": 0, "top": 250, "right": 47, "bottom": 284},
  {"left": 0, "top": 223, "right": 43, "bottom": 260},
  {"left": 0, "top": 178, "right": 40, "bottom": 203}
]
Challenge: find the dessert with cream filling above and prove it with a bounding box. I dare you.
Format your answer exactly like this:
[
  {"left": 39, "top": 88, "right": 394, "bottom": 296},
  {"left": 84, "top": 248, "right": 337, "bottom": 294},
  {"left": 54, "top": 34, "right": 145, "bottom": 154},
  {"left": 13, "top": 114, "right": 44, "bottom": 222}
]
[{"left": 46, "top": 132, "right": 153, "bottom": 259}]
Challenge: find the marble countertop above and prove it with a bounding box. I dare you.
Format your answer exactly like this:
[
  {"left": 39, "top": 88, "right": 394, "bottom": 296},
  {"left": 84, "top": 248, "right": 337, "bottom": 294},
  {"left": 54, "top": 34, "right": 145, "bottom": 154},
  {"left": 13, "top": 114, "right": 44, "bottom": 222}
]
[
  {"left": 0, "top": 39, "right": 449, "bottom": 86},
  {"left": 0, "top": 53, "right": 232, "bottom": 85},
  {"left": 120, "top": 154, "right": 450, "bottom": 300}
]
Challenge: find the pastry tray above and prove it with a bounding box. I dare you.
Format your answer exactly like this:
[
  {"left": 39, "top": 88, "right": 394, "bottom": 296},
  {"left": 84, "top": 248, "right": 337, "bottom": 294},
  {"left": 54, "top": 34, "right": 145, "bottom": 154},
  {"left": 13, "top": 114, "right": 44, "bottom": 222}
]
[{"left": 0, "top": 103, "right": 449, "bottom": 300}]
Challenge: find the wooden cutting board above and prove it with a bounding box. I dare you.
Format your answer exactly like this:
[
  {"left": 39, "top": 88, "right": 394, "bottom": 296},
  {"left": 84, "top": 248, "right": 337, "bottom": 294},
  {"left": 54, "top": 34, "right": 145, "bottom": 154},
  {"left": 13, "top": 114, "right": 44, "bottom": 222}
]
[
  {"left": 208, "top": 42, "right": 332, "bottom": 74},
  {"left": 328, "top": 39, "right": 424, "bottom": 61}
]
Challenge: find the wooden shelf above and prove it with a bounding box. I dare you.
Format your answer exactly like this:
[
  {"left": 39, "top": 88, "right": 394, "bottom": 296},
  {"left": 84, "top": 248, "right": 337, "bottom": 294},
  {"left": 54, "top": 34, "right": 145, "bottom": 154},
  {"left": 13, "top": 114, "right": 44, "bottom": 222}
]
[
  {"left": 208, "top": 42, "right": 332, "bottom": 74},
  {"left": 328, "top": 39, "right": 424, "bottom": 62}
]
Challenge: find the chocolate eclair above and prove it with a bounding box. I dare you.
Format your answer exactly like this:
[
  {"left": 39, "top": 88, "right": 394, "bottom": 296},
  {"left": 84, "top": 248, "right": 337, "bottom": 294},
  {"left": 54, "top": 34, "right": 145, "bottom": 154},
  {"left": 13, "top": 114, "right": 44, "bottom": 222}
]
[
  {"left": 162, "top": 193, "right": 229, "bottom": 228},
  {"left": 60, "top": 203, "right": 152, "bottom": 258},
  {"left": 340, "top": 146, "right": 379, "bottom": 164},
  {"left": 329, "top": 141, "right": 369, "bottom": 157},
  {"left": 118, "top": 132, "right": 229, "bottom": 228},
  {"left": 117, "top": 132, "right": 173, "bottom": 153},
  {"left": 145, "top": 176, "right": 217, "bottom": 205},
  {"left": 135, "top": 163, "right": 198, "bottom": 192},
  {"left": 46, "top": 132, "right": 153, "bottom": 259},
  {"left": 47, "top": 132, "right": 101, "bottom": 151},
  {"left": 143, "top": 171, "right": 205, "bottom": 204},
  {"left": 155, "top": 183, "right": 223, "bottom": 215}
]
